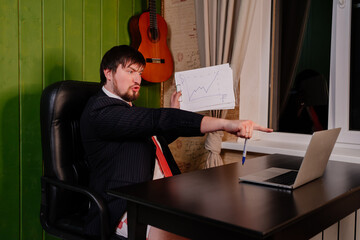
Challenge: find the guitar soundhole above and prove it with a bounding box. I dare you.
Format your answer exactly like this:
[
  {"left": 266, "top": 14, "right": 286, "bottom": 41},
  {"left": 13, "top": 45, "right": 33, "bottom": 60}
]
[{"left": 148, "top": 27, "right": 159, "bottom": 42}]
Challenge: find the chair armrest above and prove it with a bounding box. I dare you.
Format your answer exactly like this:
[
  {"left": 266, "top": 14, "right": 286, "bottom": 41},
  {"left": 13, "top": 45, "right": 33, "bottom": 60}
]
[{"left": 41, "top": 176, "right": 111, "bottom": 240}]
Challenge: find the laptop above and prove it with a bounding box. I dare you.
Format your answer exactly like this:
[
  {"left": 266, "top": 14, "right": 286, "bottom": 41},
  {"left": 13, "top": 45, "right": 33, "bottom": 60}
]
[{"left": 239, "top": 128, "right": 341, "bottom": 190}]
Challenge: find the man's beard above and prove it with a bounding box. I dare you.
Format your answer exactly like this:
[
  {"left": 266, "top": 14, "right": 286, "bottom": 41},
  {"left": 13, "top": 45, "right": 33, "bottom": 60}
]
[{"left": 115, "top": 85, "right": 140, "bottom": 102}]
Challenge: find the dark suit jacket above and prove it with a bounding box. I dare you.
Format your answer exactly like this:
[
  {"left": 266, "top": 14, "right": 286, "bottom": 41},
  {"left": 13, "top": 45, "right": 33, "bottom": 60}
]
[{"left": 80, "top": 90, "right": 204, "bottom": 235}]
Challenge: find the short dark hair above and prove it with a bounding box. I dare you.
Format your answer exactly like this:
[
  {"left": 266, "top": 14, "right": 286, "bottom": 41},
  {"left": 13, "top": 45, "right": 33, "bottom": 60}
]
[{"left": 100, "top": 45, "right": 146, "bottom": 85}]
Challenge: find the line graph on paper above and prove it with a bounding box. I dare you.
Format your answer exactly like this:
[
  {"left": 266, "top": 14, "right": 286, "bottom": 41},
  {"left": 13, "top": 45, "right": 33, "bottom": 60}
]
[
  {"left": 175, "top": 64, "right": 235, "bottom": 112},
  {"left": 177, "top": 70, "right": 224, "bottom": 102}
]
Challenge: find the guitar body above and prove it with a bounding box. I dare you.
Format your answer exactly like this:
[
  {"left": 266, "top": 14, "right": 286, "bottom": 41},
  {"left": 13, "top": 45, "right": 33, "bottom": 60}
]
[{"left": 136, "top": 12, "right": 174, "bottom": 83}]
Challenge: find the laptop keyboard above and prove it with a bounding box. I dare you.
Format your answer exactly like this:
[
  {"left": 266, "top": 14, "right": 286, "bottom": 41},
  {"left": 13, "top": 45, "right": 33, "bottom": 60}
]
[{"left": 265, "top": 171, "right": 298, "bottom": 185}]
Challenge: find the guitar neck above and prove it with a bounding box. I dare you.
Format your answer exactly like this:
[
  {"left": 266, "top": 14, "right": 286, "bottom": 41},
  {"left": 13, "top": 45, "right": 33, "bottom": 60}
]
[{"left": 149, "top": 0, "right": 158, "bottom": 30}]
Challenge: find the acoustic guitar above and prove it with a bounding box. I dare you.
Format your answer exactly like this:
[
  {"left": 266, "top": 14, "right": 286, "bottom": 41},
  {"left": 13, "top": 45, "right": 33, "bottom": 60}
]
[{"left": 129, "top": 0, "right": 174, "bottom": 83}]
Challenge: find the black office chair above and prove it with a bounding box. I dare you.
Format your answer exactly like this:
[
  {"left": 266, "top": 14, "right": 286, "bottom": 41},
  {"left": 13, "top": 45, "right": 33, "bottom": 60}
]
[{"left": 40, "top": 80, "right": 112, "bottom": 240}]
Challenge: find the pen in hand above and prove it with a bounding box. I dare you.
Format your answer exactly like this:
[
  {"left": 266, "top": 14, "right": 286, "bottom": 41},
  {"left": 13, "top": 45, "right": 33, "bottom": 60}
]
[{"left": 242, "top": 139, "right": 248, "bottom": 165}]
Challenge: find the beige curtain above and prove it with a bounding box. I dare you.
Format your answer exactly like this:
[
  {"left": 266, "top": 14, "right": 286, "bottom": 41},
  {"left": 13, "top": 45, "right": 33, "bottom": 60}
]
[{"left": 195, "top": 0, "right": 257, "bottom": 168}]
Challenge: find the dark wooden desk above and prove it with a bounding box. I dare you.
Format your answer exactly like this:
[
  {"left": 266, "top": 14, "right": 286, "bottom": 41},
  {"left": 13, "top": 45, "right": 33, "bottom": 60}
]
[{"left": 108, "top": 154, "right": 360, "bottom": 240}]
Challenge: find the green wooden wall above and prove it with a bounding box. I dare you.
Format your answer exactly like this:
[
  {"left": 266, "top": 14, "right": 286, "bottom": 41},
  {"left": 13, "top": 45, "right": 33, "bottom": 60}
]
[{"left": 0, "top": 0, "right": 161, "bottom": 239}]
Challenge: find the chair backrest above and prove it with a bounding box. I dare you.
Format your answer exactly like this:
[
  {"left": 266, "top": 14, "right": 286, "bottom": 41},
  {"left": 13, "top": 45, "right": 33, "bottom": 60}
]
[{"left": 40, "top": 80, "right": 101, "bottom": 223}]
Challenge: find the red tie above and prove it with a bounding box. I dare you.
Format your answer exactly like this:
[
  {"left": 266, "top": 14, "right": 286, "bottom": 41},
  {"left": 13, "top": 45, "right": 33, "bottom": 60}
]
[{"left": 151, "top": 136, "right": 173, "bottom": 177}]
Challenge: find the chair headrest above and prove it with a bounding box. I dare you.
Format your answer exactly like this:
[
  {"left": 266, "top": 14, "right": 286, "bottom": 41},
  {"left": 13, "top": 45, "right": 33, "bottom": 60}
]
[{"left": 40, "top": 80, "right": 101, "bottom": 181}]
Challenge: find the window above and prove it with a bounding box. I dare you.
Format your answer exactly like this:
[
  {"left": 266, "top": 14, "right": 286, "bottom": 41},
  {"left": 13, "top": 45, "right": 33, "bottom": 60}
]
[
  {"left": 269, "top": 0, "right": 332, "bottom": 135},
  {"left": 350, "top": 0, "right": 360, "bottom": 131},
  {"left": 222, "top": 0, "right": 360, "bottom": 163},
  {"left": 328, "top": 0, "right": 360, "bottom": 144}
]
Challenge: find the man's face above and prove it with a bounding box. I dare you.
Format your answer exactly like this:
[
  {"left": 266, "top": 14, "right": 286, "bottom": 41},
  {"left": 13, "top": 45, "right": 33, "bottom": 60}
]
[{"left": 104, "top": 63, "right": 144, "bottom": 103}]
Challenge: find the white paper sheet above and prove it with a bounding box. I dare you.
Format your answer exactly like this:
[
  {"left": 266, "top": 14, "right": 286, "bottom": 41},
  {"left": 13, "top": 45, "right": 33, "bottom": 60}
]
[{"left": 175, "top": 64, "right": 235, "bottom": 112}]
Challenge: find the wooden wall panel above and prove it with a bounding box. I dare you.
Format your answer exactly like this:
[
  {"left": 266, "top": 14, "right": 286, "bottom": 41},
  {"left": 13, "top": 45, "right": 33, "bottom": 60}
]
[
  {"left": 43, "top": 0, "right": 64, "bottom": 86},
  {"left": 64, "top": 0, "right": 83, "bottom": 80},
  {"left": 42, "top": 5, "right": 62, "bottom": 237},
  {"left": 84, "top": 0, "right": 101, "bottom": 81},
  {"left": 0, "top": 1, "right": 20, "bottom": 239},
  {"left": 0, "top": 0, "right": 159, "bottom": 239},
  {"left": 102, "top": 0, "right": 119, "bottom": 55},
  {"left": 118, "top": 0, "right": 133, "bottom": 45},
  {"left": 19, "top": 0, "right": 44, "bottom": 239}
]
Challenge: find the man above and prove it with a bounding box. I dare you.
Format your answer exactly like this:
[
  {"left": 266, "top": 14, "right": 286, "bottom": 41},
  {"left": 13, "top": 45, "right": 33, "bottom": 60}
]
[{"left": 80, "top": 45, "right": 272, "bottom": 239}]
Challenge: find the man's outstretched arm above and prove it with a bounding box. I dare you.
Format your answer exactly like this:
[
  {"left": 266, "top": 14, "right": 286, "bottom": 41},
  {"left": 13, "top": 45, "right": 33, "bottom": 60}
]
[
  {"left": 170, "top": 90, "right": 273, "bottom": 139},
  {"left": 200, "top": 116, "right": 273, "bottom": 139}
]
